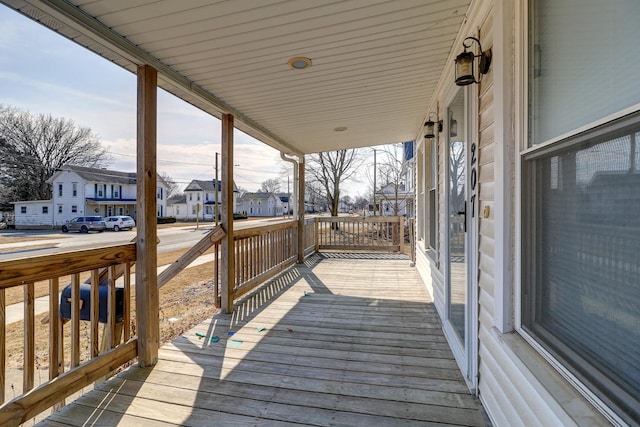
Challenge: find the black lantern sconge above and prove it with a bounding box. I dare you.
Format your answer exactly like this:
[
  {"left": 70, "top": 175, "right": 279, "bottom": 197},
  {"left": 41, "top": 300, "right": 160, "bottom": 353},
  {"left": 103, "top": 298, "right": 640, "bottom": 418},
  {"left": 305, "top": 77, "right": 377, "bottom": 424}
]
[
  {"left": 449, "top": 111, "right": 458, "bottom": 137},
  {"left": 454, "top": 36, "right": 492, "bottom": 86},
  {"left": 424, "top": 113, "right": 437, "bottom": 139}
]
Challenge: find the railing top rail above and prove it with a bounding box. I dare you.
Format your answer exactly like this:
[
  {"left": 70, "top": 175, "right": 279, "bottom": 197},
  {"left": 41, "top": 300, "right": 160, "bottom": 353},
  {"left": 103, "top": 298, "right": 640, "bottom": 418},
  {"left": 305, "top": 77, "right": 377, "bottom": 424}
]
[
  {"left": 0, "top": 243, "right": 136, "bottom": 289},
  {"left": 315, "top": 216, "right": 402, "bottom": 223},
  {"left": 234, "top": 220, "right": 297, "bottom": 239}
]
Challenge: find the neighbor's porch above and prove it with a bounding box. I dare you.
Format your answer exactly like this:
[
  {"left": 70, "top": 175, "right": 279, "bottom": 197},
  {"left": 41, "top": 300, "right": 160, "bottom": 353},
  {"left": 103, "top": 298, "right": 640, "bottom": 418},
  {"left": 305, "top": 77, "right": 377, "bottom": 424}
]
[{"left": 40, "top": 252, "right": 487, "bottom": 426}]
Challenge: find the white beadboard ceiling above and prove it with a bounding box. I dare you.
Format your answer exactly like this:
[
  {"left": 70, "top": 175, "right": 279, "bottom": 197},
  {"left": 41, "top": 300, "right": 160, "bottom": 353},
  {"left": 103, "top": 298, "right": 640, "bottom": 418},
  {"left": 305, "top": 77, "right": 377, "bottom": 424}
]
[{"left": 2, "top": 0, "right": 470, "bottom": 155}]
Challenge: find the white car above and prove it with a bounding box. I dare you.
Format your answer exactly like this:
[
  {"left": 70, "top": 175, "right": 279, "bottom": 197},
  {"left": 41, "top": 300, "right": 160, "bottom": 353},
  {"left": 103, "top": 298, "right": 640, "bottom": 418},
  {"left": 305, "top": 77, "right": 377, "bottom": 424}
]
[{"left": 104, "top": 215, "right": 135, "bottom": 231}]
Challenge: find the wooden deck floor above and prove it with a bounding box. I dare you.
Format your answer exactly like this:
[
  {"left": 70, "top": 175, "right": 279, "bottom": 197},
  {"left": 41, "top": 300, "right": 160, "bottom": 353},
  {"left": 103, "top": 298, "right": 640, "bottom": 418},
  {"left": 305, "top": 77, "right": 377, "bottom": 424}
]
[{"left": 40, "top": 253, "right": 489, "bottom": 426}]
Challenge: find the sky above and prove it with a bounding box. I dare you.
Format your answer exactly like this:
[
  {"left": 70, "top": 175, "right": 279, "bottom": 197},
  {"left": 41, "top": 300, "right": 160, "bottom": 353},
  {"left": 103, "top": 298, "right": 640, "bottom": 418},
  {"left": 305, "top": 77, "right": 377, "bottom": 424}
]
[{"left": 0, "top": 5, "right": 379, "bottom": 198}]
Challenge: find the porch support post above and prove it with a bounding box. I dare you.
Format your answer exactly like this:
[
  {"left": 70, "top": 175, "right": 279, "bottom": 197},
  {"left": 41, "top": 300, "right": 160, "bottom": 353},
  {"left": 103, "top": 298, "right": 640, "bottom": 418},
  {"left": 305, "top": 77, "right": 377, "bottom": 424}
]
[
  {"left": 135, "top": 64, "right": 159, "bottom": 366},
  {"left": 297, "top": 157, "right": 305, "bottom": 263},
  {"left": 221, "top": 113, "right": 235, "bottom": 313}
]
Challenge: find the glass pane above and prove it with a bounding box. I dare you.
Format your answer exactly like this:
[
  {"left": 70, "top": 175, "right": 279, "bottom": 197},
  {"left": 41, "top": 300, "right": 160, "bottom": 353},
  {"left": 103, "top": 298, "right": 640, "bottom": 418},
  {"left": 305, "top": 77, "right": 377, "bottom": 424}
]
[
  {"left": 448, "top": 90, "right": 466, "bottom": 341},
  {"left": 529, "top": 0, "right": 640, "bottom": 145},
  {"left": 524, "top": 127, "right": 640, "bottom": 419}
]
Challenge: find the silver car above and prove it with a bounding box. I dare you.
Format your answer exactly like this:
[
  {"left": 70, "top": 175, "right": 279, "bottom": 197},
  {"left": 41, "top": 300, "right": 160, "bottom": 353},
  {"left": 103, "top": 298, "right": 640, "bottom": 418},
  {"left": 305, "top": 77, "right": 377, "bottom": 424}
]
[
  {"left": 104, "top": 215, "right": 136, "bottom": 231},
  {"left": 62, "top": 216, "right": 106, "bottom": 233}
]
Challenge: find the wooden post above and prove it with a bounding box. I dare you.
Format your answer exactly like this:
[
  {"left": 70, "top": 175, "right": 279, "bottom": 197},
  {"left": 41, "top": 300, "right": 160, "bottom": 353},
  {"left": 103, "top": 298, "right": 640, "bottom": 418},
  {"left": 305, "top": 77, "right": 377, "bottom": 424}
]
[
  {"left": 297, "top": 157, "right": 305, "bottom": 262},
  {"left": 399, "top": 216, "right": 405, "bottom": 254},
  {"left": 314, "top": 219, "right": 319, "bottom": 253},
  {"left": 221, "top": 113, "right": 235, "bottom": 313},
  {"left": 136, "top": 64, "right": 159, "bottom": 367},
  {"left": 0, "top": 288, "right": 5, "bottom": 403}
]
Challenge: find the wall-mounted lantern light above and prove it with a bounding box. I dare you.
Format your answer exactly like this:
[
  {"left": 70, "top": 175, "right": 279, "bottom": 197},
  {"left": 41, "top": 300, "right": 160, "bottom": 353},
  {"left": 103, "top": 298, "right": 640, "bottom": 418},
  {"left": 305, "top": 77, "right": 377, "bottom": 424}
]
[
  {"left": 454, "top": 36, "right": 492, "bottom": 86},
  {"left": 424, "top": 113, "right": 436, "bottom": 139},
  {"left": 449, "top": 111, "right": 458, "bottom": 137}
]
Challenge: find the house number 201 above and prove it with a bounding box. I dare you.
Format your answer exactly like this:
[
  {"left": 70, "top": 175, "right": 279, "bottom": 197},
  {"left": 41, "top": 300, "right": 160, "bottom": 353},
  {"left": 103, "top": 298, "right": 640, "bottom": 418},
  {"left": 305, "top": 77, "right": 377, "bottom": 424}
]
[{"left": 470, "top": 142, "right": 477, "bottom": 218}]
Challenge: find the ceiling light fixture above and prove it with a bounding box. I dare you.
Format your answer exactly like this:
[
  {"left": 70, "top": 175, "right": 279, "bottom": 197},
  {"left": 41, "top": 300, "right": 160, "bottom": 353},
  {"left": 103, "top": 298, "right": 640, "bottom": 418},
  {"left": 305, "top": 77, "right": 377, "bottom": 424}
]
[
  {"left": 288, "top": 56, "right": 312, "bottom": 70},
  {"left": 333, "top": 126, "right": 348, "bottom": 132}
]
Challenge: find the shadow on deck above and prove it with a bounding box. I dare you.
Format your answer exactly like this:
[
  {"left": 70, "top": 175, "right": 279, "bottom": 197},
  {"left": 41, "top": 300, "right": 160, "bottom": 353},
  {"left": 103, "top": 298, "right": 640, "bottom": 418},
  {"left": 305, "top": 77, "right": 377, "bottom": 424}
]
[{"left": 40, "top": 253, "right": 489, "bottom": 426}]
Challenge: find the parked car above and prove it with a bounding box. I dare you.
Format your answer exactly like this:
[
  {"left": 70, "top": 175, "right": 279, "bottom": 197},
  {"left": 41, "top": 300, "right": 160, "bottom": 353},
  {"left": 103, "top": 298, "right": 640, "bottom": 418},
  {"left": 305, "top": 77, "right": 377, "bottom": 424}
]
[
  {"left": 61, "top": 216, "right": 106, "bottom": 233},
  {"left": 104, "top": 215, "right": 136, "bottom": 231}
]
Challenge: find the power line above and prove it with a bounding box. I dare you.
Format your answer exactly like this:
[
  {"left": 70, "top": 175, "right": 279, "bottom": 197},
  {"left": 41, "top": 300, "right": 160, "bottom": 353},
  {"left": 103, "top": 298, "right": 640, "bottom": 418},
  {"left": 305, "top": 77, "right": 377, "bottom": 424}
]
[{"left": 108, "top": 151, "right": 283, "bottom": 174}]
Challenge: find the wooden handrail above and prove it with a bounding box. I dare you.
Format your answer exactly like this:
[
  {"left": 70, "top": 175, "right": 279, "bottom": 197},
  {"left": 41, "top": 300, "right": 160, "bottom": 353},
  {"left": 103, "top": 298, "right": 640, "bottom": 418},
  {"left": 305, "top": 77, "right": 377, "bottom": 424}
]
[
  {"left": 0, "top": 243, "right": 136, "bottom": 289},
  {"left": 234, "top": 220, "right": 296, "bottom": 238},
  {"left": 157, "top": 225, "right": 225, "bottom": 288}
]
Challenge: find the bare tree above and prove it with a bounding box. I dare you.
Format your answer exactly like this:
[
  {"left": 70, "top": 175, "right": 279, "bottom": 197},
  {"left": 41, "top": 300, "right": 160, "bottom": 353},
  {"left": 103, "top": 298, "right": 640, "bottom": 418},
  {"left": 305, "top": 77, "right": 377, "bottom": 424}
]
[
  {"left": 0, "top": 105, "right": 110, "bottom": 203},
  {"left": 305, "top": 180, "right": 325, "bottom": 212},
  {"left": 353, "top": 195, "right": 369, "bottom": 211},
  {"left": 260, "top": 178, "right": 282, "bottom": 193},
  {"left": 160, "top": 172, "right": 181, "bottom": 199},
  {"left": 307, "top": 150, "right": 361, "bottom": 217},
  {"left": 449, "top": 141, "right": 465, "bottom": 213}
]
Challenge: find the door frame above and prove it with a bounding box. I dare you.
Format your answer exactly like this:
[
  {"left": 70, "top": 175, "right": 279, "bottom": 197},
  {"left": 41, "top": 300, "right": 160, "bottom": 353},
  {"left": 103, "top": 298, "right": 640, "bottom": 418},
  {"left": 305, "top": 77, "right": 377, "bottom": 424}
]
[{"left": 441, "top": 84, "right": 479, "bottom": 393}]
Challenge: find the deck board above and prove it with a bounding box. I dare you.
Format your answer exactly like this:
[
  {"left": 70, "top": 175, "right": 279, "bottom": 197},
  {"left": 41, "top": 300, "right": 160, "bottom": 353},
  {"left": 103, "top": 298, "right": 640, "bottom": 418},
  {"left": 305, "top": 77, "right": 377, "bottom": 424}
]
[{"left": 38, "top": 253, "right": 489, "bottom": 426}]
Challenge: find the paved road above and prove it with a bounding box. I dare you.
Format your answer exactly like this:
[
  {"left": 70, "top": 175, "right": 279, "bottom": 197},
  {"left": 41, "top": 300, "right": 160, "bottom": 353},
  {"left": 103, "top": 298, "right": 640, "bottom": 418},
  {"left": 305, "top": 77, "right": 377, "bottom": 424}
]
[{"left": 0, "top": 217, "right": 291, "bottom": 260}]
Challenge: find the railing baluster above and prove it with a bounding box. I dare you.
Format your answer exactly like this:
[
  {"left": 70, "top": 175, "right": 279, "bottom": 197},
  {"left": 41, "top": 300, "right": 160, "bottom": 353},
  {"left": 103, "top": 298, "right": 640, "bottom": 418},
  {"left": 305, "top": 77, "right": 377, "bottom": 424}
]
[
  {"left": 90, "top": 270, "right": 100, "bottom": 358},
  {"left": 49, "top": 278, "right": 60, "bottom": 379},
  {"left": 124, "top": 262, "right": 131, "bottom": 342},
  {"left": 23, "top": 281, "right": 35, "bottom": 393},
  {"left": 107, "top": 266, "right": 117, "bottom": 350},
  {"left": 71, "top": 273, "right": 80, "bottom": 368}
]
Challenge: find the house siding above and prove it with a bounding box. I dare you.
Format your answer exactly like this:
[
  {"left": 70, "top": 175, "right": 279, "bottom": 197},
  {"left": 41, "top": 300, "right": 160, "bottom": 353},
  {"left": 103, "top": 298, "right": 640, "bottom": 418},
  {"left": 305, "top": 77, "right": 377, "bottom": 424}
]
[
  {"left": 415, "top": 1, "right": 618, "bottom": 425},
  {"left": 14, "top": 201, "right": 53, "bottom": 229}
]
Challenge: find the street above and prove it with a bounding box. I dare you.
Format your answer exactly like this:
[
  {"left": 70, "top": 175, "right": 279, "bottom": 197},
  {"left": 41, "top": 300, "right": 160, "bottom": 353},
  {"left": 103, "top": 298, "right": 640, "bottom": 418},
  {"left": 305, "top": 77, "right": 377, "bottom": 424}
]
[{"left": 0, "top": 217, "right": 291, "bottom": 261}]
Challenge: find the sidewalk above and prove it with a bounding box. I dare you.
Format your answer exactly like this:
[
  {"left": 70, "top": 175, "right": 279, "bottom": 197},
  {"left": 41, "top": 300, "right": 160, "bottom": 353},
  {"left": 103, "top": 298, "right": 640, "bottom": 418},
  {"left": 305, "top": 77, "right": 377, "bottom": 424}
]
[{"left": 3, "top": 251, "right": 216, "bottom": 324}]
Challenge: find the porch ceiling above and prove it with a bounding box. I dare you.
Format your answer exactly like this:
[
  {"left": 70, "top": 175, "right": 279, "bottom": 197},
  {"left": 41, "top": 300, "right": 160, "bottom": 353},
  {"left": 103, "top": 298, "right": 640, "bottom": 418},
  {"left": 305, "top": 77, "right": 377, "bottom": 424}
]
[{"left": 2, "top": 0, "right": 470, "bottom": 155}]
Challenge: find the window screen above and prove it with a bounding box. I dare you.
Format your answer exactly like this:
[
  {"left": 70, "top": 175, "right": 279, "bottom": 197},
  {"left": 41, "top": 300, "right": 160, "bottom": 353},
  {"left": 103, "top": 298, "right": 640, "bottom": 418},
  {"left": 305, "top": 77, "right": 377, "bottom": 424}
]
[{"left": 523, "top": 116, "right": 640, "bottom": 421}]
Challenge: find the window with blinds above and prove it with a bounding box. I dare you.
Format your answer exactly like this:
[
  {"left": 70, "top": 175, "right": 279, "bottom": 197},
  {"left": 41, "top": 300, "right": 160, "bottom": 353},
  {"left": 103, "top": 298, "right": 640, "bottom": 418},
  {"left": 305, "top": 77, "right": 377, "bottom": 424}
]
[{"left": 524, "top": 1, "right": 640, "bottom": 422}]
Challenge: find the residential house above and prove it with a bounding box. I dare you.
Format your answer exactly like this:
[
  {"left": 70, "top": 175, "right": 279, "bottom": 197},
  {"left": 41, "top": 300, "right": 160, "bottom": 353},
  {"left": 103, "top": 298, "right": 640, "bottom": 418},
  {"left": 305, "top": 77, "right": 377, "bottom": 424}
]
[
  {"left": 182, "top": 179, "right": 239, "bottom": 221},
  {"left": 12, "top": 165, "right": 168, "bottom": 228},
  {"left": 375, "top": 182, "right": 412, "bottom": 217},
  {"left": 11, "top": 200, "right": 53, "bottom": 229},
  {"left": 238, "top": 192, "right": 282, "bottom": 217},
  {"left": 278, "top": 193, "right": 292, "bottom": 216},
  {"left": 165, "top": 194, "right": 187, "bottom": 220}
]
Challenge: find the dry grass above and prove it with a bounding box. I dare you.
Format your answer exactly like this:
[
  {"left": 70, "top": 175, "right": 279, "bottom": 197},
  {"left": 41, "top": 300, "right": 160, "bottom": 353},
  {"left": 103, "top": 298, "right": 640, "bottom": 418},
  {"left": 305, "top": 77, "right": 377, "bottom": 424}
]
[
  {"left": 0, "top": 235, "right": 64, "bottom": 244},
  {"left": 0, "top": 243, "right": 59, "bottom": 254}
]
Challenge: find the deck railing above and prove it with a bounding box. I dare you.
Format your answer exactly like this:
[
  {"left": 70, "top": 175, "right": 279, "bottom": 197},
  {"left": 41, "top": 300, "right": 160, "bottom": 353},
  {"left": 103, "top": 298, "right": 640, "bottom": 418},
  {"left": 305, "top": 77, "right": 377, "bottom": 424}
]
[
  {"left": 314, "top": 216, "right": 406, "bottom": 253},
  {"left": 0, "top": 244, "right": 137, "bottom": 426},
  {"left": 0, "top": 216, "right": 410, "bottom": 425},
  {"left": 232, "top": 221, "right": 304, "bottom": 300}
]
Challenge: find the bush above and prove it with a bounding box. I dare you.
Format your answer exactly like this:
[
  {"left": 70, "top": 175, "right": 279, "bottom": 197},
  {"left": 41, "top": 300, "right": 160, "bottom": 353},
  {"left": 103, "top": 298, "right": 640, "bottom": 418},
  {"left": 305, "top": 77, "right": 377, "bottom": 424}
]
[
  {"left": 157, "top": 216, "right": 177, "bottom": 224},
  {"left": 233, "top": 212, "right": 248, "bottom": 220}
]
